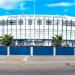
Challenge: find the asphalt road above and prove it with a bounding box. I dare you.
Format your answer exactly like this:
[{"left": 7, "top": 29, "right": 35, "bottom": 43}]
[
  {"left": 0, "top": 68, "right": 75, "bottom": 75},
  {"left": 0, "top": 63, "right": 75, "bottom": 75}
]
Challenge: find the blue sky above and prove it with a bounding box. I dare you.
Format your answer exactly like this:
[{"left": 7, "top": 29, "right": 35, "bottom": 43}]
[{"left": 0, "top": 0, "right": 75, "bottom": 16}]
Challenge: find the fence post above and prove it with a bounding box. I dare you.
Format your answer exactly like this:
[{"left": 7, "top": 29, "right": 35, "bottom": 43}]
[
  {"left": 7, "top": 46, "right": 10, "bottom": 56},
  {"left": 53, "top": 46, "right": 56, "bottom": 56},
  {"left": 30, "top": 46, "right": 33, "bottom": 56}
]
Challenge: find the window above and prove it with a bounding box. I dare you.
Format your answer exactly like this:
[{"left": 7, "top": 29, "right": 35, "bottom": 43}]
[
  {"left": 72, "top": 21, "right": 75, "bottom": 26},
  {"left": 28, "top": 19, "right": 32, "bottom": 25},
  {"left": 63, "top": 20, "right": 73, "bottom": 26},
  {"left": 46, "top": 20, "right": 52, "bottom": 25},
  {"left": 8, "top": 20, "right": 17, "bottom": 25},
  {"left": 18, "top": 40, "right": 24, "bottom": 46},
  {"left": 56, "top": 20, "right": 59, "bottom": 25},
  {"left": 35, "top": 39, "right": 44, "bottom": 46},
  {"left": 2, "top": 20, "right": 8, "bottom": 25},
  {"left": 0, "top": 21, "right": 2, "bottom": 25},
  {"left": 37, "top": 19, "right": 42, "bottom": 25},
  {"left": 18, "top": 19, "right": 23, "bottom": 25},
  {"left": 1, "top": 20, "right": 17, "bottom": 25}
]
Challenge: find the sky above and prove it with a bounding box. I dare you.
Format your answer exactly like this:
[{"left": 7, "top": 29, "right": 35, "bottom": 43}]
[{"left": 0, "top": 0, "right": 75, "bottom": 16}]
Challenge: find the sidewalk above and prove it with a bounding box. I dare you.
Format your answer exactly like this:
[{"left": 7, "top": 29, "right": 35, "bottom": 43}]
[
  {"left": 0, "top": 56, "right": 75, "bottom": 70},
  {"left": 0, "top": 55, "right": 75, "bottom": 64}
]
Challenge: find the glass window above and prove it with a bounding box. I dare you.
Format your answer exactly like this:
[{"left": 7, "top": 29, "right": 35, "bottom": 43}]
[
  {"left": 8, "top": 20, "right": 17, "bottom": 25},
  {"left": 18, "top": 40, "right": 24, "bottom": 46},
  {"left": 63, "top": 20, "right": 73, "bottom": 26},
  {"left": 35, "top": 39, "right": 44, "bottom": 46},
  {"left": 28, "top": 19, "right": 32, "bottom": 25},
  {"left": 0, "top": 21, "right": 2, "bottom": 25},
  {"left": 9, "top": 21, "right": 13, "bottom": 25},
  {"left": 2, "top": 20, "right": 8, "bottom": 25},
  {"left": 63, "top": 20, "right": 67, "bottom": 26},
  {"left": 46, "top": 20, "right": 52, "bottom": 25},
  {"left": 37, "top": 19, "right": 42, "bottom": 25},
  {"left": 1, "top": 20, "right": 17, "bottom": 25},
  {"left": 56, "top": 20, "right": 59, "bottom": 25},
  {"left": 18, "top": 19, "right": 23, "bottom": 25},
  {"left": 72, "top": 21, "right": 75, "bottom": 26}
]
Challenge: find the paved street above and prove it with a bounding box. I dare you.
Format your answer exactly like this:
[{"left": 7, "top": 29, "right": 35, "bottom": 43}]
[
  {"left": 0, "top": 68, "right": 75, "bottom": 75},
  {"left": 0, "top": 56, "right": 75, "bottom": 75},
  {"left": 0, "top": 62, "right": 75, "bottom": 75}
]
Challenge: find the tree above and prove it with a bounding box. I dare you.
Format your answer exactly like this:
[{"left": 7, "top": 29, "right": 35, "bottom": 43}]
[
  {"left": 0, "top": 34, "right": 13, "bottom": 46},
  {"left": 52, "top": 35, "right": 63, "bottom": 47}
]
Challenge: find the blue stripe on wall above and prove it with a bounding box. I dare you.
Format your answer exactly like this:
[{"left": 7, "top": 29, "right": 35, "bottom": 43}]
[
  {"left": 56, "top": 47, "right": 74, "bottom": 55},
  {"left": 33, "top": 46, "right": 53, "bottom": 55},
  {"left": 0, "top": 46, "right": 7, "bottom": 55},
  {"left": 10, "top": 46, "right": 30, "bottom": 55},
  {"left": 0, "top": 46, "right": 74, "bottom": 55}
]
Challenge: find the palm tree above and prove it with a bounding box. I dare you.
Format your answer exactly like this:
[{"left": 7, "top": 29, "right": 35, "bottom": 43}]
[
  {"left": 0, "top": 34, "right": 13, "bottom": 56},
  {"left": 52, "top": 35, "right": 63, "bottom": 47},
  {"left": 0, "top": 34, "right": 13, "bottom": 46}
]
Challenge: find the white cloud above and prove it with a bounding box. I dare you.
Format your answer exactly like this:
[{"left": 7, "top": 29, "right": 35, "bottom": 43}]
[
  {"left": 0, "top": 0, "right": 20, "bottom": 10},
  {"left": 19, "top": 2, "right": 29, "bottom": 10},
  {"left": 0, "top": 0, "right": 32, "bottom": 10},
  {"left": 46, "top": 2, "right": 74, "bottom": 7}
]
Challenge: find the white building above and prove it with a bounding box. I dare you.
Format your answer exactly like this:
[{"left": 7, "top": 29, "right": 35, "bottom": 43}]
[{"left": 0, "top": 15, "right": 75, "bottom": 46}]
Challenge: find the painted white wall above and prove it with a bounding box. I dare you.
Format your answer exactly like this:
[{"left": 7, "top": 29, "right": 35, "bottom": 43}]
[{"left": 0, "top": 15, "right": 75, "bottom": 40}]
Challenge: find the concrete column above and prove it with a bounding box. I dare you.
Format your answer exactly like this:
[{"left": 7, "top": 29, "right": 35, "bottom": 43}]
[
  {"left": 7, "top": 46, "right": 10, "bottom": 56},
  {"left": 30, "top": 46, "right": 33, "bottom": 56},
  {"left": 15, "top": 41, "right": 18, "bottom": 45},
  {"left": 53, "top": 46, "right": 56, "bottom": 56}
]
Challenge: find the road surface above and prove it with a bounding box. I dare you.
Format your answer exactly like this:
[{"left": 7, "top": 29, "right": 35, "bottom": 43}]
[{"left": 0, "top": 62, "right": 75, "bottom": 75}]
